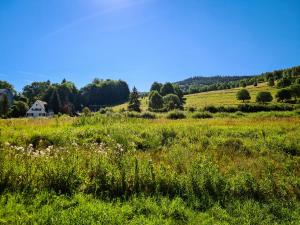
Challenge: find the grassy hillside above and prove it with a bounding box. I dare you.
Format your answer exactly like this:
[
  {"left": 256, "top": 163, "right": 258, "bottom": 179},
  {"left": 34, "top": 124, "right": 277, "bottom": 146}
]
[
  {"left": 185, "top": 82, "right": 277, "bottom": 108},
  {"left": 113, "top": 82, "right": 277, "bottom": 111},
  {"left": 0, "top": 114, "right": 299, "bottom": 224}
]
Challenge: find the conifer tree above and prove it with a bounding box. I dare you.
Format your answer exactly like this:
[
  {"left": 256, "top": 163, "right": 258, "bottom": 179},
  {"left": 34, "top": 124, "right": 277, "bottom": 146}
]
[{"left": 128, "top": 87, "right": 141, "bottom": 112}]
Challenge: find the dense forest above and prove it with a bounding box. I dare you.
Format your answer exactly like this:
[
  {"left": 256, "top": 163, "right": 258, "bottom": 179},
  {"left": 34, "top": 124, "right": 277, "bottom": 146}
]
[{"left": 177, "top": 65, "right": 300, "bottom": 94}]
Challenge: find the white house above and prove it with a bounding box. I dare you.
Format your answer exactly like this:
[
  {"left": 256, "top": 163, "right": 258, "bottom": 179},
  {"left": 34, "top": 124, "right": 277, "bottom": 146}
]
[{"left": 26, "top": 100, "right": 53, "bottom": 118}]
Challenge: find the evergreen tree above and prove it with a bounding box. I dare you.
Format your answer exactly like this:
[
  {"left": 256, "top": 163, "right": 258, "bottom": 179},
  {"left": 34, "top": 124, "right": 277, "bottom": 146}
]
[{"left": 128, "top": 87, "right": 141, "bottom": 112}]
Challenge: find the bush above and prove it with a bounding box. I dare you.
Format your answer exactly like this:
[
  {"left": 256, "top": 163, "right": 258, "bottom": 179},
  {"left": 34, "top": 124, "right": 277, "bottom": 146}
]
[
  {"left": 187, "top": 107, "right": 196, "bottom": 112},
  {"left": 166, "top": 111, "right": 186, "bottom": 120},
  {"left": 140, "top": 112, "right": 156, "bottom": 119},
  {"left": 82, "top": 107, "right": 91, "bottom": 116},
  {"left": 256, "top": 92, "right": 273, "bottom": 103},
  {"left": 276, "top": 89, "right": 292, "bottom": 102},
  {"left": 125, "top": 112, "right": 141, "bottom": 118},
  {"left": 192, "top": 112, "right": 213, "bottom": 119},
  {"left": 148, "top": 91, "right": 164, "bottom": 111},
  {"left": 99, "top": 107, "right": 113, "bottom": 114}
]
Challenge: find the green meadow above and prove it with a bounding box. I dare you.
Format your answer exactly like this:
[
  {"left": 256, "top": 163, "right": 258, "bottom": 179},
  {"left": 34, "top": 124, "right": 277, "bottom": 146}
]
[
  {"left": 113, "top": 82, "right": 277, "bottom": 111},
  {"left": 0, "top": 112, "right": 299, "bottom": 224}
]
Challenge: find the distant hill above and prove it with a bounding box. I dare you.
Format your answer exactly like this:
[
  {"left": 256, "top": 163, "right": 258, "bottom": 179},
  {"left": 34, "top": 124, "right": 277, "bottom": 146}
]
[
  {"left": 175, "top": 65, "right": 300, "bottom": 94},
  {"left": 175, "top": 75, "right": 254, "bottom": 92}
]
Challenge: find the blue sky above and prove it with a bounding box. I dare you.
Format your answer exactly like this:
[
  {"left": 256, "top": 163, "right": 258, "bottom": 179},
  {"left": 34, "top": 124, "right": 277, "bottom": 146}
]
[{"left": 0, "top": 0, "right": 300, "bottom": 92}]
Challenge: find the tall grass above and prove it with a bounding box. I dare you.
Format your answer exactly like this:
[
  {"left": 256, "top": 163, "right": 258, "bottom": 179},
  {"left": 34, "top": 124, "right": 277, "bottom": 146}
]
[{"left": 0, "top": 114, "right": 299, "bottom": 224}]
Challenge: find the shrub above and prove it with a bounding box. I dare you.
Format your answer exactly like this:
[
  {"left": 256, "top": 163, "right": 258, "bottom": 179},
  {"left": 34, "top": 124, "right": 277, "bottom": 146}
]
[
  {"left": 187, "top": 107, "right": 196, "bottom": 112},
  {"left": 148, "top": 91, "right": 164, "bottom": 111},
  {"left": 140, "top": 112, "right": 156, "bottom": 119},
  {"left": 290, "top": 84, "right": 300, "bottom": 99},
  {"left": 192, "top": 112, "right": 213, "bottom": 119},
  {"left": 126, "top": 112, "right": 141, "bottom": 118},
  {"left": 166, "top": 111, "right": 186, "bottom": 120},
  {"left": 82, "top": 107, "right": 91, "bottom": 116},
  {"left": 256, "top": 92, "right": 273, "bottom": 103},
  {"left": 99, "top": 107, "right": 113, "bottom": 114},
  {"left": 203, "top": 105, "right": 218, "bottom": 113},
  {"left": 276, "top": 89, "right": 292, "bottom": 102},
  {"left": 218, "top": 138, "right": 250, "bottom": 155}
]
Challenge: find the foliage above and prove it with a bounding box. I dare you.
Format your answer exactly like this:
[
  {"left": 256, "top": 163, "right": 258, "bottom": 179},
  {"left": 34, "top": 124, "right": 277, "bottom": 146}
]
[
  {"left": 9, "top": 101, "right": 29, "bottom": 118},
  {"left": 290, "top": 84, "right": 300, "bottom": 99},
  {"left": 23, "top": 81, "right": 51, "bottom": 105},
  {"left": 166, "top": 110, "right": 186, "bottom": 119},
  {"left": 0, "top": 94, "right": 9, "bottom": 117},
  {"left": 192, "top": 112, "right": 213, "bottom": 119},
  {"left": 128, "top": 87, "right": 141, "bottom": 112},
  {"left": 256, "top": 91, "right": 273, "bottom": 103},
  {"left": 150, "top": 82, "right": 163, "bottom": 93},
  {"left": 80, "top": 79, "right": 129, "bottom": 110},
  {"left": 163, "top": 94, "right": 182, "bottom": 111},
  {"left": 148, "top": 91, "right": 164, "bottom": 111},
  {"left": 160, "top": 82, "right": 175, "bottom": 96},
  {"left": 82, "top": 107, "right": 91, "bottom": 116},
  {"left": 236, "top": 89, "right": 251, "bottom": 102},
  {"left": 268, "top": 77, "right": 275, "bottom": 86},
  {"left": 276, "top": 89, "right": 292, "bottom": 102},
  {"left": 276, "top": 77, "right": 292, "bottom": 88}
]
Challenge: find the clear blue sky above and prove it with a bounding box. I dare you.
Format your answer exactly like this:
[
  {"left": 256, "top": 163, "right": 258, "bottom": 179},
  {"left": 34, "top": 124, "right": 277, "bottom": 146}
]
[{"left": 1, "top": 0, "right": 300, "bottom": 92}]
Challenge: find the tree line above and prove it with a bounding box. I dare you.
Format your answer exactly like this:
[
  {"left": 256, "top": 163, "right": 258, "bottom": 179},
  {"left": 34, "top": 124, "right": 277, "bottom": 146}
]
[
  {"left": 0, "top": 79, "right": 130, "bottom": 118},
  {"left": 236, "top": 77, "right": 300, "bottom": 103},
  {"left": 178, "top": 65, "right": 300, "bottom": 94}
]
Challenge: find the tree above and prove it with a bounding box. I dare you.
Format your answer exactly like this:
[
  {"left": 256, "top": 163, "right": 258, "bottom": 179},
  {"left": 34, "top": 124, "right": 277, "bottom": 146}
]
[
  {"left": 256, "top": 92, "right": 273, "bottom": 104},
  {"left": 253, "top": 80, "right": 258, "bottom": 86},
  {"left": 22, "top": 81, "right": 51, "bottom": 105},
  {"left": 0, "top": 94, "right": 9, "bottom": 117},
  {"left": 240, "top": 81, "right": 247, "bottom": 88},
  {"left": 163, "top": 94, "right": 182, "bottom": 111},
  {"left": 236, "top": 89, "right": 251, "bottom": 102},
  {"left": 80, "top": 79, "right": 130, "bottom": 109},
  {"left": 0, "top": 80, "right": 15, "bottom": 92},
  {"left": 290, "top": 84, "right": 300, "bottom": 99},
  {"left": 268, "top": 78, "right": 275, "bottom": 87},
  {"left": 160, "top": 83, "right": 175, "bottom": 96},
  {"left": 295, "top": 78, "right": 300, "bottom": 85},
  {"left": 275, "top": 88, "right": 292, "bottom": 102},
  {"left": 148, "top": 91, "right": 163, "bottom": 110},
  {"left": 173, "top": 84, "right": 184, "bottom": 103},
  {"left": 150, "top": 82, "right": 163, "bottom": 93},
  {"left": 9, "top": 101, "right": 29, "bottom": 118},
  {"left": 128, "top": 87, "right": 141, "bottom": 112},
  {"left": 276, "top": 77, "right": 292, "bottom": 88}
]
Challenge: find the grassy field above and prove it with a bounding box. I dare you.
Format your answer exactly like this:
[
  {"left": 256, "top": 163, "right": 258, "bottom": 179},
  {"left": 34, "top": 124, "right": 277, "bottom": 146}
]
[
  {"left": 113, "top": 83, "right": 277, "bottom": 111},
  {"left": 0, "top": 113, "right": 299, "bottom": 224}
]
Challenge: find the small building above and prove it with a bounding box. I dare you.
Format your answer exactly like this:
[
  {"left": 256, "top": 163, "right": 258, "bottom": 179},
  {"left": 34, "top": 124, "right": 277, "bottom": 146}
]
[
  {"left": 26, "top": 100, "right": 53, "bottom": 118},
  {"left": 0, "top": 89, "right": 13, "bottom": 105}
]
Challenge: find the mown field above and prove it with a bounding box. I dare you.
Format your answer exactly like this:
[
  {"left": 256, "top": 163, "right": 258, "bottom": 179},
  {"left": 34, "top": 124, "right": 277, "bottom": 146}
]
[
  {"left": 113, "top": 83, "right": 277, "bottom": 111},
  {"left": 0, "top": 113, "right": 299, "bottom": 224}
]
